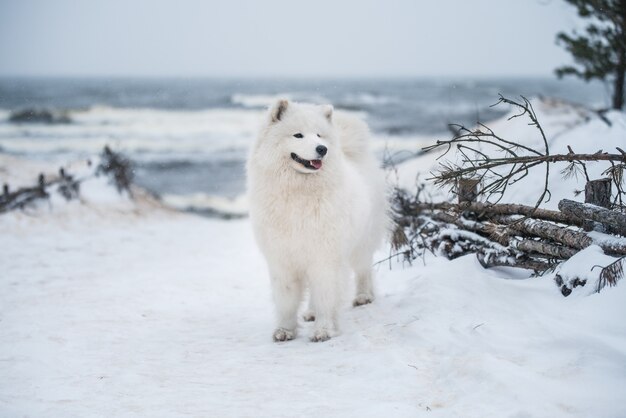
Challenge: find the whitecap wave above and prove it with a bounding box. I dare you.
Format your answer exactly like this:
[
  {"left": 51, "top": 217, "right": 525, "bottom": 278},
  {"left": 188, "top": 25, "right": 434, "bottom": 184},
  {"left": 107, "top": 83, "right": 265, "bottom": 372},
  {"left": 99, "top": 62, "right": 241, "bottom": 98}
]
[
  {"left": 0, "top": 106, "right": 265, "bottom": 158},
  {"left": 340, "top": 93, "right": 398, "bottom": 106},
  {"left": 162, "top": 192, "right": 248, "bottom": 218},
  {"left": 231, "top": 93, "right": 291, "bottom": 108},
  {"left": 231, "top": 92, "right": 332, "bottom": 108}
]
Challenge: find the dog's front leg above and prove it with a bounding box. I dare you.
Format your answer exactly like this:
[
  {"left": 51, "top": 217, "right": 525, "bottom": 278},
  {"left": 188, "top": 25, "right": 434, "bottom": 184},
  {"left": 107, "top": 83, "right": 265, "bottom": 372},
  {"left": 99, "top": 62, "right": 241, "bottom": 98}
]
[
  {"left": 307, "top": 264, "right": 344, "bottom": 342},
  {"left": 270, "top": 269, "right": 302, "bottom": 342}
]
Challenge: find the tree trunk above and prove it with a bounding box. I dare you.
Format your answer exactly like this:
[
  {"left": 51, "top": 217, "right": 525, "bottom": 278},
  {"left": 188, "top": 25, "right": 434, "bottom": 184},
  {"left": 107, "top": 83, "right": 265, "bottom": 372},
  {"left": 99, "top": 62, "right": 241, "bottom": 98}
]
[
  {"left": 457, "top": 178, "right": 480, "bottom": 203},
  {"left": 583, "top": 178, "right": 612, "bottom": 231},
  {"left": 584, "top": 178, "right": 612, "bottom": 208},
  {"left": 614, "top": 49, "right": 625, "bottom": 110},
  {"left": 613, "top": 0, "right": 626, "bottom": 109}
]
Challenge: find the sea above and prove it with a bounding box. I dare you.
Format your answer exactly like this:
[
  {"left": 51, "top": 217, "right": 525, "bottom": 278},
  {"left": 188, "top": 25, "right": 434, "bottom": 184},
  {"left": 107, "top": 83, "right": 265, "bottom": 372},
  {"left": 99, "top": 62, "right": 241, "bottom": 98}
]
[{"left": 0, "top": 77, "right": 608, "bottom": 215}]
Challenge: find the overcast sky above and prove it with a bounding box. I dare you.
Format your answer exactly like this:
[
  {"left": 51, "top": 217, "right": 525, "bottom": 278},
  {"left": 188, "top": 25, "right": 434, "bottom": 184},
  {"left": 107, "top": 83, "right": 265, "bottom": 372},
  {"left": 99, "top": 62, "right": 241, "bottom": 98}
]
[{"left": 0, "top": 0, "right": 582, "bottom": 78}]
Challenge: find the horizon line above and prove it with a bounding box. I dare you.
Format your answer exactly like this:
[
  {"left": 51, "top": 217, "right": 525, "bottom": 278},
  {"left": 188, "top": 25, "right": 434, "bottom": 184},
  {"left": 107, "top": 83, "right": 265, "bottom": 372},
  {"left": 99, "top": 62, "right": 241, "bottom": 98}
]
[{"left": 0, "top": 73, "right": 574, "bottom": 81}]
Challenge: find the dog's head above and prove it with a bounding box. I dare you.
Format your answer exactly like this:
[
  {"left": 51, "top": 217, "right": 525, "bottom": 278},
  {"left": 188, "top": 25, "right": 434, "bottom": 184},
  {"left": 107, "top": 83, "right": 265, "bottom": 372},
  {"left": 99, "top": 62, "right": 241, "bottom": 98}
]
[{"left": 257, "top": 100, "right": 335, "bottom": 174}]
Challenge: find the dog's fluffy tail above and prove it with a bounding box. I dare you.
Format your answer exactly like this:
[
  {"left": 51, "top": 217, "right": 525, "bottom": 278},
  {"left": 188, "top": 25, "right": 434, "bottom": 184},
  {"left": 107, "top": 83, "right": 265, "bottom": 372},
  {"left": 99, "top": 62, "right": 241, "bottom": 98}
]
[{"left": 334, "top": 112, "right": 373, "bottom": 162}]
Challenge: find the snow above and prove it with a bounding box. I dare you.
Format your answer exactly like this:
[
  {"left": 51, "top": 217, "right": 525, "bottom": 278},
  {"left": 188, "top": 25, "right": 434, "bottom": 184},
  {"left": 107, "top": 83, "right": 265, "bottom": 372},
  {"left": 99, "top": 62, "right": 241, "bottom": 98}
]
[
  {"left": 589, "top": 230, "right": 626, "bottom": 247},
  {"left": 2, "top": 206, "right": 626, "bottom": 417},
  {"left": 554, "top": 245, "right": 619, "bottom": 296},
  {"left": 2, "top": 98, "right": 626, "bottom": 417}
]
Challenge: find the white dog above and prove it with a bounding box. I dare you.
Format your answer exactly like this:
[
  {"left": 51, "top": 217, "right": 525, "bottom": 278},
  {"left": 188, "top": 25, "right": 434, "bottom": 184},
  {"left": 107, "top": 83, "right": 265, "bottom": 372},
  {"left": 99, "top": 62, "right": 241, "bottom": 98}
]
[{"left": 247, "top": 100, "right": 387, "bottom": 342}]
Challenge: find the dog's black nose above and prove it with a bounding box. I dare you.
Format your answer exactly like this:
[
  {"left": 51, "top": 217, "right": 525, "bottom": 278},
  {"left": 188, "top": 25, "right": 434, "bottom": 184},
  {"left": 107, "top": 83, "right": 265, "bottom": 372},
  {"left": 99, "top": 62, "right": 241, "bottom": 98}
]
[{"left": 316, "top": 145, "right": 327, "bottom": 156}]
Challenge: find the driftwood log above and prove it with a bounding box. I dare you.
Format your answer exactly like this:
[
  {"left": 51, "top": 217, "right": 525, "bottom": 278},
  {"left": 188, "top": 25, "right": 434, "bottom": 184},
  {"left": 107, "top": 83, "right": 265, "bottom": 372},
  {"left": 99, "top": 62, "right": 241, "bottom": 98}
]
[
  {"left": 559, "top": 199, "right": 626, "bottom": 236},
  {"left": 427, "top": 211, "right": 581, "bottom": 259},
  {"left": 513, "top": 238, "right": 579, "bottom": 259},
  {"left": 503, "top": 218, "right": 592, "bottom": 249},
  {"left": 404, "top": 201, "right": 583, "bottom": 226}
]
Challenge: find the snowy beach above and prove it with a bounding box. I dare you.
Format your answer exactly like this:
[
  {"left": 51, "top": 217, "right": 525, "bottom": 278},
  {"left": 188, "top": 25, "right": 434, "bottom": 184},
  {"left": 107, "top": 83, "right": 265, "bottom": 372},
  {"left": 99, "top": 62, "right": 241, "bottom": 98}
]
[{"left": 2, "top": 97, "right": 626, "bottom": 417}]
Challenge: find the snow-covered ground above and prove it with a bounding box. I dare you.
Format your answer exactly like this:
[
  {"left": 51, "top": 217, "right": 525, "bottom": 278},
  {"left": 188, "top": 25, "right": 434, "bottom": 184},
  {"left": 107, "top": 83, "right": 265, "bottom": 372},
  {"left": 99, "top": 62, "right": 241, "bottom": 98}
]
[{"left": 1, "top": 98, "right": 626, "bottom": 417}]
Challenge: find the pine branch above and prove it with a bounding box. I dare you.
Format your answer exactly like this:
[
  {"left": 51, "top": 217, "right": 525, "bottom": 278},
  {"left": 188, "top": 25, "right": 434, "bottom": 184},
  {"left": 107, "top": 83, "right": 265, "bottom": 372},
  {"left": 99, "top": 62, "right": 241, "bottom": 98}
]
[
  {"left": 0, "top": 146, "right": 134, "bottom": 214},
  {"left": 593, "top": 255, "right": 626, "bottom": 292}
]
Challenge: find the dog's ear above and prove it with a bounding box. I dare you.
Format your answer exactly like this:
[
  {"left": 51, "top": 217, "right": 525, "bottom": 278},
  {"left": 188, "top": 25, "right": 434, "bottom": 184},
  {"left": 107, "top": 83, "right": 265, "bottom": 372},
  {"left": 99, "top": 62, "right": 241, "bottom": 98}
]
[
  {"left": 321, "top": 104, "right": 333, "bottom": 122},
  {"left": 270, "top": 99, "right": 289, "bottom": 123}
]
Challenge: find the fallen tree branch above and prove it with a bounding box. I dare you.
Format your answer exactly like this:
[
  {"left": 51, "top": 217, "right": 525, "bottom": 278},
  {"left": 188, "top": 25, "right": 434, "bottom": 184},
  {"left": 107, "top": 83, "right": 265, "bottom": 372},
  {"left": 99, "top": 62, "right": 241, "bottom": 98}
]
[
  {"left": 476, "top": 251, "right": 552, "bottom": 272},
  {"left": 503, "top": 217, "right": 592, "bottom": 249},
  {"left": 0, "top": 147, "right": 133, "bottom": 214},
  {"left": 558, "top": 199, "right": 626, "bottom": 236},
  {"left": 404, "top": 201, "right": 583, "bottom": 226},
  {"left": 423, "top": 96, "right": 626, "bottom": 213},
  {"left": 513, "top": 239, "right": 579, "bottom": 259},
  {"left": 430, "top": 211, "right": 579, "bottom": 259},
  {"left": 593, "top": 256, "right": 626, "bottom": 292},
  {"left": 426, "top": 153, "right": 626, "bottom": 180},
  {"left": 500, "top": 217, "right": 626, "bottom": 256}
]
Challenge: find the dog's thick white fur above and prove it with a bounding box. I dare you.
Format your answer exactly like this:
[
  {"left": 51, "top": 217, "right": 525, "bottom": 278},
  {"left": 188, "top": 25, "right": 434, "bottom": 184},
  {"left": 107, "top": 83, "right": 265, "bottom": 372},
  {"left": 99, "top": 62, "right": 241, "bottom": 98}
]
[{"left": 247, "top": 100, "right": 387, "bottom": 342}]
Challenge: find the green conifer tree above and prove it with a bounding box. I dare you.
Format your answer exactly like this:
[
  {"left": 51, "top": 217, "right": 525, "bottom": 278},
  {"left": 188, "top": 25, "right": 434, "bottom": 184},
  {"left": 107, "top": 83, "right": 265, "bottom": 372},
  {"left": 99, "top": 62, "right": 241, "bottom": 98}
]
[{"left": 555, "top": 0, "right": 626, "bottom": 109}]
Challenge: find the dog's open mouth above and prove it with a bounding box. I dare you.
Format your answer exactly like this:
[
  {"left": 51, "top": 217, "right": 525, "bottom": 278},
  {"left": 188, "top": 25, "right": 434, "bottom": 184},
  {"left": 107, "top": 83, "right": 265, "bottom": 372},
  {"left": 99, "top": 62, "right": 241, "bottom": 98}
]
[{"left": 291, "top": 153, "right": 322, "bottom": 170}]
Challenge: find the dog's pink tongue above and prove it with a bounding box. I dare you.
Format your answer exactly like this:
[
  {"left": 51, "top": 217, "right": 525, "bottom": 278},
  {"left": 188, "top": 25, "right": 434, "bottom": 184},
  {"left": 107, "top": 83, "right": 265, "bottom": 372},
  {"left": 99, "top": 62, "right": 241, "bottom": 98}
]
[{"left": 310, "top": 160, "right": 322, "bottom": 170}]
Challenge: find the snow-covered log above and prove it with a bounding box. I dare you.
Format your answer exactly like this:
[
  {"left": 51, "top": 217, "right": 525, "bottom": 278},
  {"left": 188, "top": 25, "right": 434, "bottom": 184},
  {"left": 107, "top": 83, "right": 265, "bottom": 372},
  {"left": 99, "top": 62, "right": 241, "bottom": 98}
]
[
  {"left": 513, "top": 238, "right": 579, "bottom": 259},
  {"left": 558, "top": 199, "right": 626, "bottom": 236},
  {"left": 476, "top": 251, "right": 551, "bottom": 272},
  {"left": 505, "top": 218, "right": 592, "bottom": 249},
  {"left": 406, "top": 201, "right": 582, "bottom": 226},
  {"left": 430, "top": 212, "right": 580, "bottom": 259}
]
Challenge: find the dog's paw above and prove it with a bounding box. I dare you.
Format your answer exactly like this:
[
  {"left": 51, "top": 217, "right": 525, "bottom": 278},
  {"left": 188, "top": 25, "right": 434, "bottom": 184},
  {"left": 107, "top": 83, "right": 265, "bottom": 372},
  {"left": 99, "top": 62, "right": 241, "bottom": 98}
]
[
  {"left": 310, "top": 329, "right": 331, "bottom": 342},
  {"left": 273, "top": 328, "right": 296, "bottom": 342},
  {"left": 353, "top": 293, "right": 374, "bottom": 307},
  {"left": 302, "top": 310, "right": 316, "bottom": 322}
]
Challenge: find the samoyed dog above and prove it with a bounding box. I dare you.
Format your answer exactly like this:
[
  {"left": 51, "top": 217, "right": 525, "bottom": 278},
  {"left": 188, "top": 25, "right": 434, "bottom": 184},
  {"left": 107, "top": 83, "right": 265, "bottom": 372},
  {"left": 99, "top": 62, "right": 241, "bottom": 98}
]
[{"left": 247, "top": 100, "right": 388, "bottom": 342}]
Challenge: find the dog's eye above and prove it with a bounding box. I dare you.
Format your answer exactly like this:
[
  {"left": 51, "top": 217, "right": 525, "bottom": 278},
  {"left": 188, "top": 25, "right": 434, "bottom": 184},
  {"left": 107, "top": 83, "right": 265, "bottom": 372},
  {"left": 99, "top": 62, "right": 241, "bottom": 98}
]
[
  {"left": 293, "top": 133, "right": 303, "bottom": 139},
  {"left": 317, "top": 133, "right": 321, "bottom": 138}
]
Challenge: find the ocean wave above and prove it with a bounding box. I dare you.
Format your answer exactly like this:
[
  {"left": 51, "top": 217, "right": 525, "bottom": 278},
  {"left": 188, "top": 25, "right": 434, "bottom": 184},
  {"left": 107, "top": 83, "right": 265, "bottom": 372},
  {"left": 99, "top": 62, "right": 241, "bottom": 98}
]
[
  {"left": 136, "top": 154, "right": 245, "bottom": 169},
  {"left": 73, "top": 105, "right": 264, "bottom": 134},
  {"left": 231, "top": 92, "right": 333, "bottom": 108},
  {"left": 419, "top": 100, "right": 502, "bottom": 116},
  {"left": 0, "top": 103, "right": 438, "bottom": 206},
  {"left": 161, "top": 192, "right": 248, "bottom": 218},
  {"left": 0, "top": 105, "right": 264, "bottom": 157},
  {"left": 232, "top": 92, "right": 396, "bottom": 112},
  {"left": 231, "top": 93, "right": 291, "bottom": 108},
  {"left": 338, "top": 93, "right": 398, "bottom": 107}
]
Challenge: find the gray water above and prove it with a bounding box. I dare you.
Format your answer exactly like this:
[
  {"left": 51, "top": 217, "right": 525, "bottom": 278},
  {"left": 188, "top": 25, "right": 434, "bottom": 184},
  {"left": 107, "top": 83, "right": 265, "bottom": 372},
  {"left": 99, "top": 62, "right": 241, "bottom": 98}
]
[{"left": 0, "top": 77, "right": 609, "bottom": 207}]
